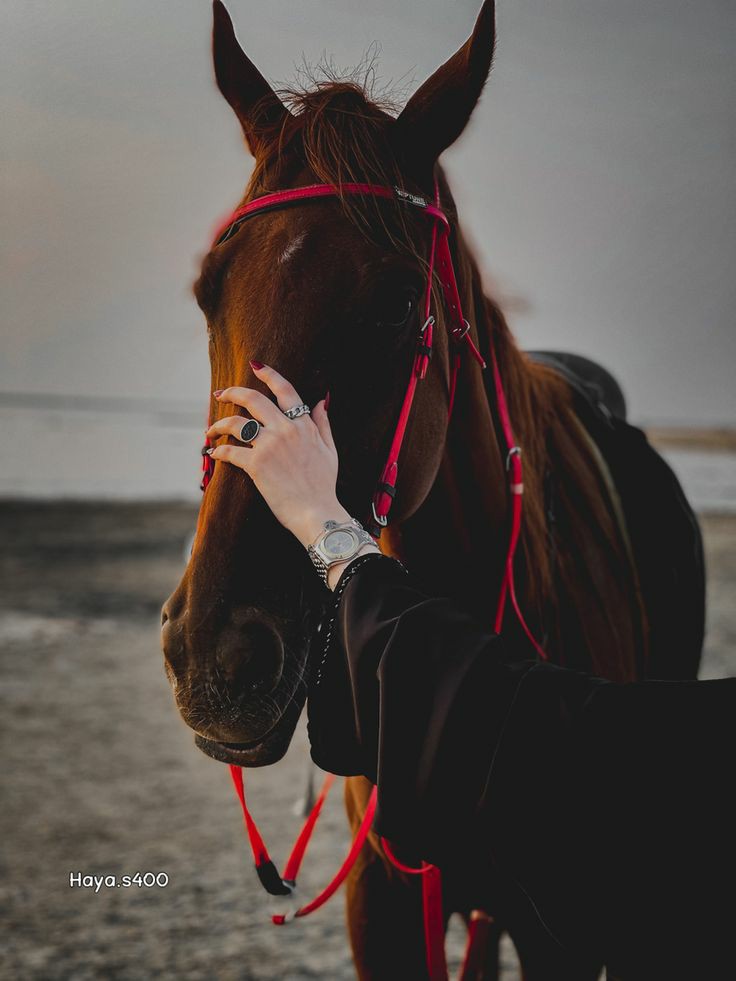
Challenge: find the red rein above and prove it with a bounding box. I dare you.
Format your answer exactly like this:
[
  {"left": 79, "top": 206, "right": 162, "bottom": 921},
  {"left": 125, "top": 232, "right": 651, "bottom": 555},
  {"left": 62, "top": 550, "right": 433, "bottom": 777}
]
[
  {"left": 201, "top": 180, "right": 546, "bottom": 979},
  {"left": 228, "top": 766, "right": 376, "bottom": 924}
]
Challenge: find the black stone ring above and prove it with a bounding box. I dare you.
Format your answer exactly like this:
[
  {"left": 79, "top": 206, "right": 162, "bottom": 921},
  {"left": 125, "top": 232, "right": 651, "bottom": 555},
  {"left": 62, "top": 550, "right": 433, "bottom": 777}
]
[{"left": 239, "top": 419, "right": 261, "bottom": 444}]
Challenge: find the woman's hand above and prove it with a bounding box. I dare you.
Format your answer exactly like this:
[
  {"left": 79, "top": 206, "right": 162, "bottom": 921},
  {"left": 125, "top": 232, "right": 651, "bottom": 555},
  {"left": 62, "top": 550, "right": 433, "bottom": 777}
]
[{"left": 205, "top": 363, "right": 352, "bottom": 548}]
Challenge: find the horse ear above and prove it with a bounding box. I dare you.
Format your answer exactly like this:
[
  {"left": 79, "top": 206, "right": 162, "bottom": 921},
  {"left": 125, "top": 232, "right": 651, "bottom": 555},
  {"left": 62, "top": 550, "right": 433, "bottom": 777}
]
[
  {"left": 212, "top": 0, "right": 289, "bottom": 156},
  {"left": 394, "top": 0, "right": 495, "bottom": 174}
]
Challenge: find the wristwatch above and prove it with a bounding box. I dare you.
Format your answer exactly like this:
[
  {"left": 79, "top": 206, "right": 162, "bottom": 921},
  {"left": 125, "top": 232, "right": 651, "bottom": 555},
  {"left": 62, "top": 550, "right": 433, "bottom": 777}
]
[{"left": 306, "top": 518, "right": 378, "bottom": 587}]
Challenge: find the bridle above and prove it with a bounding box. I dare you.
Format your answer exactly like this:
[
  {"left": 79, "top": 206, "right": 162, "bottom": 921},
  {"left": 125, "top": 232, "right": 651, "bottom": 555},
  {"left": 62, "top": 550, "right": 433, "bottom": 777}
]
[
  {"left": 204, "top": 179, "right": 487, "bottom": 535},
  {"left": 199, "top": 177, "right": 546, "bottom": 980},
  {"left": 203, "top": 177, "right": 542, "bottom": 635}
]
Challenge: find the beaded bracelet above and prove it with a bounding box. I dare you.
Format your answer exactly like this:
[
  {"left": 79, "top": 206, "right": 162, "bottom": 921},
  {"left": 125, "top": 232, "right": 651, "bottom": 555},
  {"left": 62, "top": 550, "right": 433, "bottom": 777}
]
[{"left": 311, "top": 552, "right": 408, "bottom": 689}]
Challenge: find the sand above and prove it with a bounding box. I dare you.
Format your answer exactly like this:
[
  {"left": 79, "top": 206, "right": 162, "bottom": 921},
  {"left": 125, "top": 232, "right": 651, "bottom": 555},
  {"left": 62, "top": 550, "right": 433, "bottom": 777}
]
[{"left": 1, "top": 503, "right": 734, "bottom": 980}]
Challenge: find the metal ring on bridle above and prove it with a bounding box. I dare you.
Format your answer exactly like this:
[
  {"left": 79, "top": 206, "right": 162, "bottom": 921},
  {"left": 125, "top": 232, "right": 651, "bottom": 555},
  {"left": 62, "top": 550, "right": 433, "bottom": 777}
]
[
  {"left": 283, "top": 403, "right": 311, "bottom": 420},
  {"left": 452, "top": 319, "right": 471, "bottom": 342},
  {"left": 239, "top": 418, "right": 261, "bottom": 444},
  {"left": 506, "top": 445, "right": 522, "bottom": 470},
  {"left": 371, "top": 501, "right": 388, "bottom": 528}
]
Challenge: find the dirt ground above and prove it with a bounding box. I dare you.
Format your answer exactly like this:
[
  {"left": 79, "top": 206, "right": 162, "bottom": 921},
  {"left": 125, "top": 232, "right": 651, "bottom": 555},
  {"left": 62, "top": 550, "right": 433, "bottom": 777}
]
[{"left": 1, "top": 503, "right": 734, "bottom": 980}]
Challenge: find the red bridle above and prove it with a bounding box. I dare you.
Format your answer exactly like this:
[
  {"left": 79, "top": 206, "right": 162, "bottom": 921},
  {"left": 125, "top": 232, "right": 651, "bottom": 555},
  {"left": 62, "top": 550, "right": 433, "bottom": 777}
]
[
  {"left": 200, "top": 178, "right": 546, "bottom": 980},
  {"left": 205, "top": 180, "right": 487, "bottom": 533}
]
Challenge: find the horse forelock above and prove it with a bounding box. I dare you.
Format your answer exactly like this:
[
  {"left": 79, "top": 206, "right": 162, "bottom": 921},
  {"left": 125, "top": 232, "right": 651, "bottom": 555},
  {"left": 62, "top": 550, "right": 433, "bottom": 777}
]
[{"left": 240, "top": 75, "right": 443, "bottom": 264}]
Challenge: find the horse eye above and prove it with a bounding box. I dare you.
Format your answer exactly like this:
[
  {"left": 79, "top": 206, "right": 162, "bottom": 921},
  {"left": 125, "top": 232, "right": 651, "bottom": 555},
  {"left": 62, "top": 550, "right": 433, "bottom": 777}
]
[{"left": 375, "top": 289, "right": 417, "bottom": 329}]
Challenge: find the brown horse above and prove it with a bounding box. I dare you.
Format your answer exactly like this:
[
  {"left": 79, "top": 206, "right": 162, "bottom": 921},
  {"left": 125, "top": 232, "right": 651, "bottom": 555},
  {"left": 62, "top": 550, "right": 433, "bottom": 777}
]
[{"left": 162, "top": 1, "right": 681, "bottom": 976}]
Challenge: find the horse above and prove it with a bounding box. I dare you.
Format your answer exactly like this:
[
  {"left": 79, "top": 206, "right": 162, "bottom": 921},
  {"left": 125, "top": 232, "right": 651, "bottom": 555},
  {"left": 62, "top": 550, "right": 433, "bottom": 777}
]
[{"left": 161, "top": 2, "right": 703, "bottom": 977}]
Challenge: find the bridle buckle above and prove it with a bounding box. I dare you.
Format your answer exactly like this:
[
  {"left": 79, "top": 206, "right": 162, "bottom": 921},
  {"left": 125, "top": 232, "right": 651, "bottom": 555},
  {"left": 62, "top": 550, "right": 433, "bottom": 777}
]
[
  {"left": 415, "top": 316, "right": 435, "bottom": 379},
  {"left": 451, "top": 319, "right": 471, "bottom": 343},
  {"left": 371, "top": 500, "right": 388, "bottom": 528},
  {"left": 506, "top": 445, "right": 522, "bottom": 470}
]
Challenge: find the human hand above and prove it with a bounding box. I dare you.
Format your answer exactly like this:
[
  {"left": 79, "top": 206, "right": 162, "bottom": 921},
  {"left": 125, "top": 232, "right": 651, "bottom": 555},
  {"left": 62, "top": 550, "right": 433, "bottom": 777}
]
[{"left": 206, "top": 363, "right": 352, "bottom": 548}]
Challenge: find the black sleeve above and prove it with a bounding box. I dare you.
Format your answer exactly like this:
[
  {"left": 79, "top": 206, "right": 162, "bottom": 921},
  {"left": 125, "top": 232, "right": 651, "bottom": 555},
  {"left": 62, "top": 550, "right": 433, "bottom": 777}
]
[
  {"left": 306, "top": 553, "right": 594, "bottom": 857},
  {"left": 306, "top": 552, "right": 736, "bottom": 975}
]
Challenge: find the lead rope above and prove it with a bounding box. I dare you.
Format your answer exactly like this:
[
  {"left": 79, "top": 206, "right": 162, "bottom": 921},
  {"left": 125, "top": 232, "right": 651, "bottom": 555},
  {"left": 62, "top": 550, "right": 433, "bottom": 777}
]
[{"left": 199, "top": 177, "right": 546, "bottom": 979}]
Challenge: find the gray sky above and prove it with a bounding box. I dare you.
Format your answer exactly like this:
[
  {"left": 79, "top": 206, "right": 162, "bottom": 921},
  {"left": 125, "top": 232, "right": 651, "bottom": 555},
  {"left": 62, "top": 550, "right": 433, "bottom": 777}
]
[{"left": 2, "top": 0, "right": 735, "bottom": 434}]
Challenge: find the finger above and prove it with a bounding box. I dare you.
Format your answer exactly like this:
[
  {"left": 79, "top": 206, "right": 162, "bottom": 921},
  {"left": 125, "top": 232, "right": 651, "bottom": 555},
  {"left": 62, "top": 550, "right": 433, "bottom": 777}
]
[
  {"left": 207, "top": 443, "right": 256, "bottom": 474},
  {"left": 206, "top": 415, "right": 266, "bottom": 442},
  {"left": 250, "top": 363, "right": 305, "bottom": 415},
  {"left": 215, "top": 386, "right": 286, "bottom": 429},
  {"left": 311, "top": 399, "right": 336, "bottom": 453}
]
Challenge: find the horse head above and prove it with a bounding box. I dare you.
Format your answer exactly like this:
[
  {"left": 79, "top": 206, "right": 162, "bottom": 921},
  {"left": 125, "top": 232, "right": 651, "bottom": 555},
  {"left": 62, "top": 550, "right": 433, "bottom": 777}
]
[{"left": 161, "top": 0, "right": 497, "bottom": 765}]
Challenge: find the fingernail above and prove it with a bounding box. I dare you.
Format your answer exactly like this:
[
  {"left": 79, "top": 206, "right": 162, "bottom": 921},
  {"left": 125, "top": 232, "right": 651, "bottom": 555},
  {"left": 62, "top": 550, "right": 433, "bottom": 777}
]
[
  {"left": 213, "top": 389, "right": 224, "bottom": 398},
  {"left": 324, "top": 390, "right": 330, "bottom": 412},
  {"left": 249, "top": 360, "right": 264, "bottom": 371}
]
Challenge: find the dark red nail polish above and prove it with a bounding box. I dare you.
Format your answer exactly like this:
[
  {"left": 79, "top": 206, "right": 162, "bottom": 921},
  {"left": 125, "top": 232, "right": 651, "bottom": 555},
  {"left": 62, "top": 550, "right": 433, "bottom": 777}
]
[
  {"left": 324, "top": 390, "right": 331, "bottom": 411},
  {"left": 250, "top": 360, "right": 264, "bottom": 370},
  {"left": 213, "top": 389, "right": 224, "bottom": 398}
]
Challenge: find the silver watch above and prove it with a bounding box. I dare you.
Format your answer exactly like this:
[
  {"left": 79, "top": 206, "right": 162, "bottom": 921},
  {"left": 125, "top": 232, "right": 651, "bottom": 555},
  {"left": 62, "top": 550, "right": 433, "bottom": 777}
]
[{"left": 306, "top": 518, "right": 377, "bottom": 586}]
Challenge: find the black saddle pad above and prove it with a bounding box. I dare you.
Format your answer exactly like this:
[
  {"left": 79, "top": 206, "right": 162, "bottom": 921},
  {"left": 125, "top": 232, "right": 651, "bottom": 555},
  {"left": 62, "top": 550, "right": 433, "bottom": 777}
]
[
  {"left": 526, "top": 350, "right": 627, "bottom": 421},
  {"left": 527, "top": 350, "right": 705, "bottom": 680}
]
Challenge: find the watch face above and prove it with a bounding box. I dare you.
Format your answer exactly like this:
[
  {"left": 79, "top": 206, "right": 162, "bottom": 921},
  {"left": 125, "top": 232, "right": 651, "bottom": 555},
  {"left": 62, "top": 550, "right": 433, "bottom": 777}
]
[{"left": 323, "top": 528, "right": 358, "bottom": 559}]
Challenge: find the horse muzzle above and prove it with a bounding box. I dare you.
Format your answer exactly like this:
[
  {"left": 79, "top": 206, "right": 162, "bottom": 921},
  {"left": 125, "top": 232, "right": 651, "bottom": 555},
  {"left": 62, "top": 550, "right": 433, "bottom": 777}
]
[{"left": 193, "top": 690, "right": 304, "bottom": 767}]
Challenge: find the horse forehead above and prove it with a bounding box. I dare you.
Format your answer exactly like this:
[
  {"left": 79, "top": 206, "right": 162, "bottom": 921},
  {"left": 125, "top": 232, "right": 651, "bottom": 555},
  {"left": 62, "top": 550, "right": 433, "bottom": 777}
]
[{"left": 277, "top": 231, "right": 307, "bottom": 266}]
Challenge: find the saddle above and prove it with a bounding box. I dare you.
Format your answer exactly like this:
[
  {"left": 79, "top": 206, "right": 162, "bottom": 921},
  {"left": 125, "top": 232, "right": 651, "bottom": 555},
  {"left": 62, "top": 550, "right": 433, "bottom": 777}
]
[{"left": 527, "top": 350, "right": 705, "bottom": 680}]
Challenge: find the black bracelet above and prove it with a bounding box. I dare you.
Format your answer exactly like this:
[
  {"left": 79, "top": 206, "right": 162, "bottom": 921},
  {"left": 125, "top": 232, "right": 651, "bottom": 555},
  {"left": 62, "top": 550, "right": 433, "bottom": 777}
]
[
  {"left": 311, "top": 553, "right": 407, "bottom": 689},
  {"left": 332, "top": 548, "right": 381, "bottom": 591}
]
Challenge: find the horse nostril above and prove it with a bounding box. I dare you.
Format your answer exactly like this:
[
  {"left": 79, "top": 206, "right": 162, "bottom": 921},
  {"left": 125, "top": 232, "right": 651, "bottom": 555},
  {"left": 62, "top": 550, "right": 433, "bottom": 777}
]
[
  {"left": 161, "top": 609, "right": 169, "bottom": 627},
  {"left": 218, "top": 619, "right": 285, "bottom": 696}
]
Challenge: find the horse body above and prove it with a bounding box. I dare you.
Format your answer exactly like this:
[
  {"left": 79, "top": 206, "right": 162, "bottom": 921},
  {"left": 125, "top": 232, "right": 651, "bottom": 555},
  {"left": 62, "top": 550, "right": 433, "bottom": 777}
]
[{"left": 162, "top": 3, "right": 701, "bottom": 976}]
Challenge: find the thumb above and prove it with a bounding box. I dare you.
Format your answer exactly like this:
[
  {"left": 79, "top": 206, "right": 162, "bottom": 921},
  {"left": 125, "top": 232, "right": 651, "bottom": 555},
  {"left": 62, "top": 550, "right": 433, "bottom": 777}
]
[{"left": 312, "top": 398, "right": 336, "bottom": 451}]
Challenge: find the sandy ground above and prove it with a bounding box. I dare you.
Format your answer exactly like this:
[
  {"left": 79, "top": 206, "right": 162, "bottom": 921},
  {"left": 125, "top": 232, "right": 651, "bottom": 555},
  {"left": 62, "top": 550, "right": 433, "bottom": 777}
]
[{"left": 1, "top": 503, "right": 734, "bottom": 981}]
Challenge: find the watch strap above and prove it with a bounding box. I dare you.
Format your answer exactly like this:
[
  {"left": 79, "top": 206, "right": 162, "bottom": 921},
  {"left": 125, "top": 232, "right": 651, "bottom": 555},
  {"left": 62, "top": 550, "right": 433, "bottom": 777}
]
[{"left": 306, "top": 543, "right": 330, "bottom": 586}]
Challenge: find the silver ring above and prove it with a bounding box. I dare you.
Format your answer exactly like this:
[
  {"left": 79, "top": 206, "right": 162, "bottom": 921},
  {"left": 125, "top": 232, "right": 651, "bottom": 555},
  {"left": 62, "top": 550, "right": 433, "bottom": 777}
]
[
  {"left": 283, "top": 403, "right": 311, "bottom": 420},
  {"left": 239, "top": 418, "right": 261, "bottom": 444}
]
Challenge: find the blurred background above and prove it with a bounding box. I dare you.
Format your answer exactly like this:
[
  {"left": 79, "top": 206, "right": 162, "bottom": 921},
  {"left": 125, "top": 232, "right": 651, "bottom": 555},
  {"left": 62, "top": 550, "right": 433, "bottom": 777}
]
[{"left": 1, "top": 1, "right": 734, "bottom": 978}]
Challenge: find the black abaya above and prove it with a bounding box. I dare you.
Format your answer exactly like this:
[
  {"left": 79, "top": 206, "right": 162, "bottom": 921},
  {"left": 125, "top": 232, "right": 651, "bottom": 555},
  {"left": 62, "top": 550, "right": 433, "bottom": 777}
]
[{"left": 307, "top": 552, "right": 736, "bottom": 979}]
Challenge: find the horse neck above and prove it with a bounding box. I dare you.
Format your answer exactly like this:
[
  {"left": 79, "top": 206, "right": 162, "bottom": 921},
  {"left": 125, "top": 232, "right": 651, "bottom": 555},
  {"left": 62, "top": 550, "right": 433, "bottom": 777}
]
[{"left": 385, "top": 227, "right": 552, "bottom": 628}]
